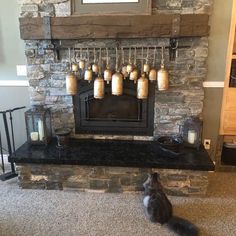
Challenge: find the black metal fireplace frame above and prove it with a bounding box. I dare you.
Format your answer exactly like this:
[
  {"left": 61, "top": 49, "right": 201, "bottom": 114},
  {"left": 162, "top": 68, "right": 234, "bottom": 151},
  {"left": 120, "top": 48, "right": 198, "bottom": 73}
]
[{"left": 73, "top": 80, "right": 155, "bottom": 136}]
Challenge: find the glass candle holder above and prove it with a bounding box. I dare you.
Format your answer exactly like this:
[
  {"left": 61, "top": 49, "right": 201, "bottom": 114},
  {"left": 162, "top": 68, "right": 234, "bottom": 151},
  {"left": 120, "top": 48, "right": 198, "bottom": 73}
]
[
  {"left": 25, "top": 106, "right": 52, "bottom": 145},
  {"left": 181, "top": 116, "right": 203, "bottom": 149}
]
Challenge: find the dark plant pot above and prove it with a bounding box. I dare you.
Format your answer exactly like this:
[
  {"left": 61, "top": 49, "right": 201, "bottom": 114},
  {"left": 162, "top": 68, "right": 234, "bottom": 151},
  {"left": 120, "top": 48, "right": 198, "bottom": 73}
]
[
  {"left": 55, "top": 128, "right": 71, "bottom": 148},
  {"left": 157, "top": 136, "right": 183, "bottom": 153}
]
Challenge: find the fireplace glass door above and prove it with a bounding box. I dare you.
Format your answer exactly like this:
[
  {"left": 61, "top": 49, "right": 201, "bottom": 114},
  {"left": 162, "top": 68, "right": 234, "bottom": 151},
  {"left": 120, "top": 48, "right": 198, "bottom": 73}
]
[{"left": 73, "top": 80, "right": 155, "bottom": 135}]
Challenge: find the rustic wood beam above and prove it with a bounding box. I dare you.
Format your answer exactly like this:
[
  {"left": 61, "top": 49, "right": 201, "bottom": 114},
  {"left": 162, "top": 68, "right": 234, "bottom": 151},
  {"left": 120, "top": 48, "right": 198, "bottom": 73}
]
[{"left": 19, "top": 14, "right": 210, "bottom": 40}]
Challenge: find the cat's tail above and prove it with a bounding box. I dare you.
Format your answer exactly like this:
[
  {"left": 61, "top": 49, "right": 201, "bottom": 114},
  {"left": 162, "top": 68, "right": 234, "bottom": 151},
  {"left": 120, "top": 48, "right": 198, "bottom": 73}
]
[{"left": 166, "top": 216, "right": 199, "bottom": 236}]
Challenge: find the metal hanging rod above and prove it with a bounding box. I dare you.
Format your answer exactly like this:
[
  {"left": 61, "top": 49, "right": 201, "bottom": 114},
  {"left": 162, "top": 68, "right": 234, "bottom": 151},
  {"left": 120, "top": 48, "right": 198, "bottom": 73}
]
[
  {"left": 44, "top": 45, "right": 189, "bottom": 50},
  {"left": 38, "top": 39, "right": 188, "bottom": 61},
  {"left": 40, "top": 39, "right": 189, "bottom": 50}
]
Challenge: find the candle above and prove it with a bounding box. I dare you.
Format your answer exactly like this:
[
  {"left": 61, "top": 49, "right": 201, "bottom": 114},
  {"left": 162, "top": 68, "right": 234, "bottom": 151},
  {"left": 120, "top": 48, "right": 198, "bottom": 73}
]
[
  {"left": 38, "top": 120, "right": 44, "bottom": 141},
  {"left": 30, "top": 132, "right": 39, "bottom": 141},
  {"left": 187, "top": 130, "right": 197, "bottom": 144}
]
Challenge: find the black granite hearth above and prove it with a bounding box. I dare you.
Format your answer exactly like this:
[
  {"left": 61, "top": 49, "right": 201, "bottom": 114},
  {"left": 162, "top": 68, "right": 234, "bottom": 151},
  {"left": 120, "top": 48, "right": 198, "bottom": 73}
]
[{"left": 9, "top": 139, "right": 214, "bottom": 171}]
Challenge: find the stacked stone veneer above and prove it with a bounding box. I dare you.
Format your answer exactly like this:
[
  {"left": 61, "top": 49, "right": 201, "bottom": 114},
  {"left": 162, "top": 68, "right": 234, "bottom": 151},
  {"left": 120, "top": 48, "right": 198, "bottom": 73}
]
[
  {"left": 24, "top": 37, "right": 208, "bottom": 138},
  {"left": 17, "top": 0, "right": 212, "bottom": 138},
  {"left": 17, "top": 164, "right": 209, "bottom": 196},
  {"left": 17, "top": 1, "right": 213, "bottom": 195},
  {"left": 18, "top": 0, "right": 213, "bottom": 17}
]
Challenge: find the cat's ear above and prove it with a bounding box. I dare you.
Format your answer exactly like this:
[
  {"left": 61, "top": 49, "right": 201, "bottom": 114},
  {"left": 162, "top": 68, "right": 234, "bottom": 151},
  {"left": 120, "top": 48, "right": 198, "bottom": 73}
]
[
  {"left": 143, "top": 173, "right": 151, "bottom": 187},
  {"left": 152, "top": 172, "right": 158, "bottom": 178},
  {"left": 152, "top": 172, "right": 161, "bottom": 182}
]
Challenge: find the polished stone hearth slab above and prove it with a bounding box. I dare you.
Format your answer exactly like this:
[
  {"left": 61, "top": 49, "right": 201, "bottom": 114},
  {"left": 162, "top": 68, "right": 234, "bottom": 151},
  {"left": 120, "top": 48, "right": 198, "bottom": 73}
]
[{"left": 10, "top": 139, "right": 214, "bottom": 171}]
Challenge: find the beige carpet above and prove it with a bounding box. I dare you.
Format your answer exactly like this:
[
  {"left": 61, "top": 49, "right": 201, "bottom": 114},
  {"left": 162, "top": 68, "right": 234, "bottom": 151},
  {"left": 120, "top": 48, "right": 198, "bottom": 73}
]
[{"left": 0, "top": 171, "right": 236, "bottom": 236}]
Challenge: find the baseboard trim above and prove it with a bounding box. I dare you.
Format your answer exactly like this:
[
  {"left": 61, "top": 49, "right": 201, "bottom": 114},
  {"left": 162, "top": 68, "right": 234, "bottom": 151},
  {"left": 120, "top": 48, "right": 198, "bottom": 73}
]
[
  {"left": 0, "top": 80, "right": 29, "bottom": 87},
  {"left": 203, "top": 81, "right": 224, "bottom": 88}
]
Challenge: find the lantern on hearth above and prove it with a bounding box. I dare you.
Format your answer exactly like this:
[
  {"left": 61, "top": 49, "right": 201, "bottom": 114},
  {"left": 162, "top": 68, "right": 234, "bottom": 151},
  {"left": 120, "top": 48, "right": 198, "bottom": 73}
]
[
  {"left": 181, "top": 116, "right": 203, "bottom": 149},
  {"left": 25, "top": 106, "right": 52, "bottom": 145}
]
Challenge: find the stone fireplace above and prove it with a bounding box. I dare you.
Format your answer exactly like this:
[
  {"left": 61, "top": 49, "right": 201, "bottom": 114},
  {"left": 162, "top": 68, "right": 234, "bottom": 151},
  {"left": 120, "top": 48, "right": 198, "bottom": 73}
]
[
  {"left": 20, "top": 0, "right": 212, "bottom": 140},
  {"left": 13, "top": 0, "right": 214, "bottom": 195}
]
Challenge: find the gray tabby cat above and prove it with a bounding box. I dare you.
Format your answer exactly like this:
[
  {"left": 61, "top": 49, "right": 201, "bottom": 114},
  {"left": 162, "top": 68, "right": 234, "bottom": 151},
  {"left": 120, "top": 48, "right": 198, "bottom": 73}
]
[{"left": 143, "top": 173, "right": 199, "bottom": 236}]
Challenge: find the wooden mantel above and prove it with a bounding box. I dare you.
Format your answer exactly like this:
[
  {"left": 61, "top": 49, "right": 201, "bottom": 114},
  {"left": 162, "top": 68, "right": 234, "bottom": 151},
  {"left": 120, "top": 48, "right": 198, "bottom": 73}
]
[{"left": 19, "top": 14, "right": 209, "bottom": 40}]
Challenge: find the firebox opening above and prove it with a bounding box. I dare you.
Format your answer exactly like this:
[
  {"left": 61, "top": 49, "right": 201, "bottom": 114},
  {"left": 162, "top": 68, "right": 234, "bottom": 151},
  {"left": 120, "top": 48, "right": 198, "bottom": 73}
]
[
  {"left": 73, "top": 80, "right": 155, "bottom": 136},
  {"left": 86, "top": 94, "right": 142, "bottom": 122}
]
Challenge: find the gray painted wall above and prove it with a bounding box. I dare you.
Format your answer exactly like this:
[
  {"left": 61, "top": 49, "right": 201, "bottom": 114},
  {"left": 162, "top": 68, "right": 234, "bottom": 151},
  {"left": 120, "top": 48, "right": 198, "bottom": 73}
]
[
  {"left": 202, "top": 0, "right": 233, "bottom": 160},
  {"left": 208, "top": 0, "right": 233, "bottom": 82},
  {"left": 0, "top": 0, "right": 26, "bottom": 80},
  {"left": 0, "top": 0, "right": 29, "bottom": 152},
  {"left": 0, "top": 87, "right": 30, "bottom": 152}
]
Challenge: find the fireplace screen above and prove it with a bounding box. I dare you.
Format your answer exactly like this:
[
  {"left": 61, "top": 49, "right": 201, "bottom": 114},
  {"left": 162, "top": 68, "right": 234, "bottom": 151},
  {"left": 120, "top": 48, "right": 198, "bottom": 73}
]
[
  {"left": 73, "top": 80, "right": 155, "bottom": 135},
  {"left": 86, "top": 95, "right": 141, "bottom": 121}
]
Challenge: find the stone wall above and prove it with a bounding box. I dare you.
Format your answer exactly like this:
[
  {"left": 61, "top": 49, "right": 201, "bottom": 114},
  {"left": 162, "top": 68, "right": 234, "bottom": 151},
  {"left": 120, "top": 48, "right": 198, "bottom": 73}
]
[
  {"left": 24, "top": 37, "right": 207, "bottom": 137},
  {"left": 16, "top": 164, "right": 209, "bottom": 196},
  {"left": 18, "top": 0, "right": 212, "bottom": 138},
  {"left": 153, "top": 0, "right": 213, "bottom": 14},
  {"left": 18, "top": 0, "right": 213, "bottom": 17}
]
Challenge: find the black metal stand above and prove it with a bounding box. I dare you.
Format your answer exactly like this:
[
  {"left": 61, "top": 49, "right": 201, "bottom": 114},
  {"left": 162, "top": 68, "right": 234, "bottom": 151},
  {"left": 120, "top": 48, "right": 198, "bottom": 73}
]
[
  {"left": 0, "top": 131, "right": 5, "bottom": 173},
  {"left": 0, "top": 170, "right": 18, "bottom": 181},
  {"left": 0, "top": 106, "right": 25, "bottom": 181}
]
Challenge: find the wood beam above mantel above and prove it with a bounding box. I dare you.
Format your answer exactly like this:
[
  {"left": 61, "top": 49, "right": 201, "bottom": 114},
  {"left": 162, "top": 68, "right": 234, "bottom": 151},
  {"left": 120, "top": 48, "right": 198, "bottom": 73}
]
[{"left": 19, "top": 14, "right": 209, "bottom": 40}]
